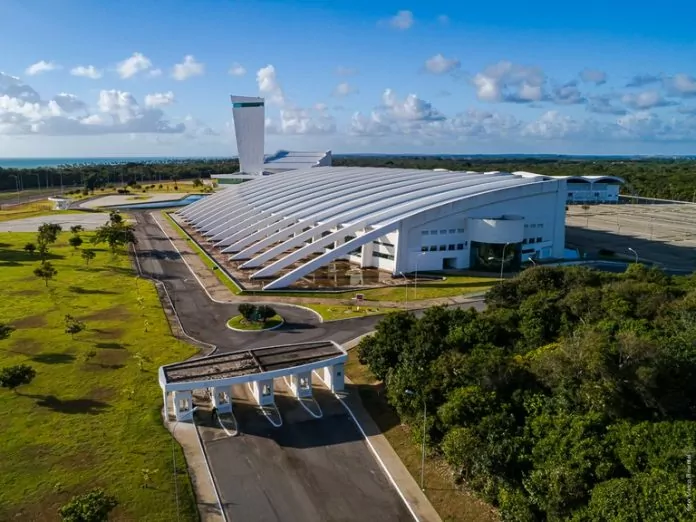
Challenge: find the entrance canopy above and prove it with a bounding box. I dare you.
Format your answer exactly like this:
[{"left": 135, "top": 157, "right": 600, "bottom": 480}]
[{"left": 159, "top": 341, "right": 346, "bottom": 392}]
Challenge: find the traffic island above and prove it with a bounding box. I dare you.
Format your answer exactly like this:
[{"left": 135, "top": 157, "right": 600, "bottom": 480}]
[{"left": 226, "top": 314, "right": 284, "bottom": 332}]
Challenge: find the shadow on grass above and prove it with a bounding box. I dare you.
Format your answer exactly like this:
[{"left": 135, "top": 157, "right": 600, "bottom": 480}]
[
  {"left": 0, "top": 249, "right": 64, "bottom": 264},
  {"left": 68, "top": 285, "right": 118, "bottom": 295},
  {"left": 91, "top": 363, "right": 125, "bottom": 370},
  {"left": 94, "top": 341, "right": 128, "bottom": 349},
  {"left": 31, "top": 353, "right": 76, "bottom": 364},
  {"left": 21, "top": 394, "right": 110, "bottom": 414}
]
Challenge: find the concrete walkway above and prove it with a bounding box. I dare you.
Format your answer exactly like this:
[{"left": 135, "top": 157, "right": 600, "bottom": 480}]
[{"left": 157, "top": 210, "right": 486, "bottom": 311}]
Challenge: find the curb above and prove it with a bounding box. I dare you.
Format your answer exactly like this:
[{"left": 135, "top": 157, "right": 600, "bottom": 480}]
[{"left": 225, "top": 317, "right": 285, "bottom": 333}]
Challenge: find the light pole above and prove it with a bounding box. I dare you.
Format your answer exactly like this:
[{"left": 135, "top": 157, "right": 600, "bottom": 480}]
[
  {"left": 500, "top": 242, "right": 510, "bottom": 281},
  {"left": 399, "top": 271, "right": 408, "bottom": 307},
  {"left": 413, "top": 252, "right": 426, "bottom": 300},
  {"left": 627, "top": 247, "right": 638, "bottom": 264},
  {"left": 8, "top": 174, "right": 20, "bottom": 205},
  {"left": 405, "top": 389, "right": 426, "bottom": 491}
]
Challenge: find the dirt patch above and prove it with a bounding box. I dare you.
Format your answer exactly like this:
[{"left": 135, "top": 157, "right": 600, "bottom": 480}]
[
  {"left": 12, "top": 289, "right": 42, "bottom": 297},
  {"left": 89, "top": 328, "right": 125, "bottom": 340},
  {"left": 12, "top": 314, "right": 48, "bottom": 328},
  {"left": 82, "top": 305, "right": 131, "bottom": 322},
  {"left": 90, "top": 349, "right": 129, "bottom": 369},
  {"left": 9, "top": 338, "right": 43, "bottom": 355}
]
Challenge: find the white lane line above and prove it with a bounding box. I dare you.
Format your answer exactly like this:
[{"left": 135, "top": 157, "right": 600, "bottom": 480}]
[
  {"left": 312, "top": 370, "right": 420, "bottom": 522},
  {"left": 191, "top": 413, "right": 229, "bottom": 522}
]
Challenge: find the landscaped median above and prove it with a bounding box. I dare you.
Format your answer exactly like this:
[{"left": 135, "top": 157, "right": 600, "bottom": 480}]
[
  {"left": 0, "top": 231, "right": 198, "bottom": 520},
  {"left": 305, "top": 304, "right": 398, "bottom": 321},
  {"left": 226, "top": 314, "right": 284, "bottom": 331}
]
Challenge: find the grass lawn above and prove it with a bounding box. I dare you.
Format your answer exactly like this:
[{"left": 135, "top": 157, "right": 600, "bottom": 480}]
[
  {"left": 0, "top": 201, "right": 84, "bottom": 223},
  {"left": 344, "top": 350, "right": 500, "bottom": 522},
  {"left": 304, "top": 304, "right": 399, "bottom": 321},
  {"left": 0, "top": 232, "right": 198, "bottom": 521},
  {"left": 226, "top": 314, "right": 283, "bottom": 331},
  {"left": 69, "top": 180, "right": 212, "bottom": 201}
]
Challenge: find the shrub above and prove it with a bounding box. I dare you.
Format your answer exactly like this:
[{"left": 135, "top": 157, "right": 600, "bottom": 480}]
[
  {"left": 0, "top": 364, "right": 36, "bottom": 392},
  {"left": 59, "top": 488, "right": 117, "bottom": 522}
]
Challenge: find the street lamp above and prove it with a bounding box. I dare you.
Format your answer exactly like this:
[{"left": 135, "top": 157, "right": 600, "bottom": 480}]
[
  {"left": 413, "top": 252, "right": 426, "bottom": 300},
  {"left": 500, "top": 242, "right": 511, "bottom": 281},
  {"left": 8, "top": 174, "right": 20, "bottom": 205},
  {"left": 405, "top": 389, "right": 426, "bottom": 491},
  {"left": 399, "top": 271, "right": 409, "bottom": 307},
  {"left": 627, "top": 247, "right": 638, "bottom": 264}
]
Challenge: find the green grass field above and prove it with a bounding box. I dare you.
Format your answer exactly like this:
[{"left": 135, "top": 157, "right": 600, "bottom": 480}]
[
  {"left": 304, "top": 304, "right": 398, "bottom": 321},
  {"left": 0, "top": 232, "right": 198, "bottom": 521},
  {"left": 0, "top": 201, "right": 84, "bottom": 223},
  {"left": 226, "top": 314, "right": 283, "bottom": 330}
]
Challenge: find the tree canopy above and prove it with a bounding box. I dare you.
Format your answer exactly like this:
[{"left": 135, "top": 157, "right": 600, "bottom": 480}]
[{"left": 357, "top": 265, "right": 696, "bottom": 521}]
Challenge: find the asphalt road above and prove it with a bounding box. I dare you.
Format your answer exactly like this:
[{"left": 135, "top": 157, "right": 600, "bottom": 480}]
[{"left": 200, "top": 382, "right": 412, "bottom": 522}]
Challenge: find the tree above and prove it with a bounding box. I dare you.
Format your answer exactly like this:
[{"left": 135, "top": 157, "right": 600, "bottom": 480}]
[
  {"left": 81, "top": 249, "right": 96, "bottom": 266},
  {"left": 108, "top": 211, "right": 123, "bottom": 225},
  {"left": 192, "top": 178, "right": 204, "bottom": 187},
  {"left": 91, "top": 219, "right": 136, "bottom": 253},
  {"left": 69, "top": 235, "right": 83, "bottom": 251},
  {"left": 256, "top": 304, "right": 276, "bottom": 323},
  {"left": 34, "top": 261, "right": 57, "bottom": 286},
  {"left": 0, "top": 364, "right": 36, "bottom": 392},
  {"left": 70, "top": 225, "right": 84, "bottom": 234},
  {"left": 23, "top": 242, "right": 36, "bottom": 255},
  {"left": 238, "top": 303, "right": 256, "bottom": 322},
  {"left": 59, "top": 489, "right": 117, "bottom": 522},
  {"left": 64, "top": 315, "right": 86, "bottom": 339},
  {"left": 37, "top": 222, "right": 62, "bottom": 247}
]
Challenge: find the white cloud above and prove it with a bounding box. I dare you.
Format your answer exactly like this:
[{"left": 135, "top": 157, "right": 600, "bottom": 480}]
[
  {"left": 144, "top": 91, "right": 176, "bottom": 108},
  {"left": 551, "top": 81, "right": 585, "bottom": 105},
  {"left": 437, "top": 14, "right": 449, "bottom": 25},
  {"left": 266, "top": 106, "right": 336, "bottom": 135},
  {"left": 621, "top": 90, "right": 675, "bottom": 110},
  {"left": 472, "top": 61, "right": 546, "bottom": 103},
  {"left": 586, "top": 94, "right": 626, "bottom": 115},
  {"left": 25, "top": 60, "right": 60, "bottom": 76},
  {"left": 336, "top": 66, "right": 359, "bottom": 76},
  {"left": 117, "top": 52, "right": 153, "bottom": 79},
  {"left": 667, "top": 73, "right": 696, "bottom": 97},
  {"left": 424, "top": 54, "right": 460, "bottom": 75},
  {"left": 172, "top": 55, "right": 204, "bottom": 81},
  {"left": 580, "top": 68, "right": 607, "bottom": 85},
  {"left": 387, "top": 10, "right": 414, "bottom": 30},
  {"left": 522, "top": 111, "right": 601, "bottom": 140},
  {"left": 229, "top": 63, "right": 246, "bottom": 76},
  {"left": 257, "top": 65, "right": 285, "bottom": 106},
  {"left": 0, "top": 73, "right": 186, "bottom": 136},
  {"left": 381, "top": 89, "right": 445, "bottom": 121},
  {"left": 333, "top": 82, "right": 358, "bottom": 97},
  {"left": 70, "top": 65, "right": 103, "bottom": 80},
  {"left": 626, "top": 74, "right": 662, "bottom": 88},
  {"left": 149, "top": 68, "right": 163, "bottom": 78}
]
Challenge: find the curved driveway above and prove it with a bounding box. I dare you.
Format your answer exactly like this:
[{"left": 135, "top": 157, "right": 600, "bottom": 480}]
[{"left": 133, "top": 211, "right": 386, "bottom": 352}]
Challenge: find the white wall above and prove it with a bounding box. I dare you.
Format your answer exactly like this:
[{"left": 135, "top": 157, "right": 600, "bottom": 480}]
[
  {"left": 394, "top": 180, "right": 567, "bottom": 273},
  {"left": 567, "top": 183, "right": 620, "bottom": 203}
]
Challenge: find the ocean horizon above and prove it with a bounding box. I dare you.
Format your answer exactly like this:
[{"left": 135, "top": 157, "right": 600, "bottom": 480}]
[{"left": 0, "top": 157, "right": 233, "bottom": 169}]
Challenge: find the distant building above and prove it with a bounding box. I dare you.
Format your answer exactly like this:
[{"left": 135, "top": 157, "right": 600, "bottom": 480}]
[
  {"left": 514, "top": 172, "right": 625, "bottom": 204},
  {"left": 213, "top": 95, "right": 331, "bottom": 184}
]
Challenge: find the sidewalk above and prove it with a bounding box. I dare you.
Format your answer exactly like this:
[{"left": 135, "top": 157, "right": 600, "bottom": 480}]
[{"left": 156, "top": 211, "right": 486, "bottom": 311}]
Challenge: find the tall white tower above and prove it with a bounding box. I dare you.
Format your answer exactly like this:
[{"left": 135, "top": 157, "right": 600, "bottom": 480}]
[{"left": 230, "top": 95, "right": 265, "bottom": 175}]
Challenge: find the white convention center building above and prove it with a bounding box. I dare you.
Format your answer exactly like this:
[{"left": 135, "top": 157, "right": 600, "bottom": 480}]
[{"left": 178, "top": 167, "right": 569, "bottom": 290}]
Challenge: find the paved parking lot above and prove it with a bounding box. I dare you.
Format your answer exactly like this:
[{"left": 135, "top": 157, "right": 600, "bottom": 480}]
[
  {"left": 197, "top": 377, "right": 412, "bottom": 522},
  {"left": 566, "top": 203, "right": 696, "bottom": 271}
]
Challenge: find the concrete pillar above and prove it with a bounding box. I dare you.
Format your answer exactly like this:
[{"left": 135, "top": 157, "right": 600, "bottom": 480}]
[
  {"left": 173, "top": 390, "right": 193, "bottom": 421},
  {"left": 323, "top": 363, "right": 345, "bottom": 392},
  {"left": 290, "top": 371, "right": 313, "bottom": 398},
  {"left": 360, "top": 242, "right": 374, "bottom": 268},
  {"left": 252, "top": 378, "right": 275, "bottom": 407},
  {"left": 211, "top": 386, "right": 232, "bottom": 413}
]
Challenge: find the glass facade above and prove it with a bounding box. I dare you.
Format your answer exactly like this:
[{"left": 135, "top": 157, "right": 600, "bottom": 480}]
[{"left": 469, "top": 241, "right": 521, "bottom": 272}]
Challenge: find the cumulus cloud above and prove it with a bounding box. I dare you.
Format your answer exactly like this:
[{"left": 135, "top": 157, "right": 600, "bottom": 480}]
[
  {"left": 149, "top": 68, "right": 163, "bottom": 78},
  {"left": 336, "top": 66, "right": 359, "bottom": 76},
  {"left": 580, "top": 68, "right": 607, "bottom": 85},
  {"left": 265, "top": 105, "right": 336, "bottom": 135},
  {"left": 621, "top": 90, "right": 676, "bottom": 110},
  {"left": 626, "top": 74, "right": 662, "bottom": 88},
  {"left": 70, "top": 65, "right": 103, "bottom": 79},
  {"left": 257, "top": 65, "right": 285, "bottom": 106},
  {"left": 172, "top": 55, "right": 204, "bottom": 81},
  {"left": 25, "top": 60, "right": 60, "bottom": 76},
  {"left": 386, "top": 10, "right": 414, "bottom": 30},
  {"left": 0, "top": 73, "right": 186, "bottom": 136},
  {"left": 550, "top": 81, "right": 586, "bottom": 105},
  {"left": 424, "top": 54, "right": 461, "bottom": 75},
  {"left": 229, "top": 63, "right": 246, "bottom": 76},
  {"left": 333, "top": 82, "right": 358, "bottom": 97},
  {"left": 666, "top": 73, "right": 696, "bottom": 97},
  {"left": 472, "top": 61, "right": 546, "bottom": 103},
  {"left": 586, "top": 94, "right": 627, "bottom": 115},
  {"left": 144, "top": 91, "right": 175, "bottom": 108},
  {"left": 117, "top": 52, "right": 153, "bottom": 79}
]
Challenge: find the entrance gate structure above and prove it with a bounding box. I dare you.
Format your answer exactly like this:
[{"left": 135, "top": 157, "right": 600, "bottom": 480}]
[{"left": 158, "top": 341, "right": 346, "bottom": 422}]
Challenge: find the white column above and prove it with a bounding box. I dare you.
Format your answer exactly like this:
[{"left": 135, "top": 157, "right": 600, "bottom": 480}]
[
  {"left": 173, "top": 390, "right": 193, "bottom": 421},
  {"left": 323, "top": 363, "right": 345, "bottom": 392},
  {"left": 252, "top": 379, "right": 275, "bottom": 406},
  {"left": 211, "top": 386, "right": 232, "bottom": 413},
  {"left": 290, "top": 371, "right": 313, "bottom": 398}
]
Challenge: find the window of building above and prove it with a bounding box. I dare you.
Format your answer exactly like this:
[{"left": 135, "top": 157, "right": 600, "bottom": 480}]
[
  {"left": 457, "top": 228, "right": 465, "bottom": 233},
  {"left": 373, "top": 240, "right": 395, "bottom": 247},
  {"left": 530, "top": 224, "right": 536, "bottom": 228},
  {"left": 456, "top": 243, "right": 464, "bottom": 250},
  {"left": 421, "top": 246, "right": 428, "bottom": 252},
  {"left": 344, "top": 235, "right": 355, "bottom": 243},
  {"left": 536, "top": 237, "right": 543, "bottom": 243},
  {"left": 524, "top": 224, "right": 529, "bottom": 228},
  {"left": 538, "top": 224, "right": 543, "bottom": 228},
  {"left": 421, "top": 230, "right": 429, "bottom": 235},
  {"left": 374, "top": 251, "right": 395, "bottom": 261},
  {"left": 440, "top": 229, "right": 447, "bottom": 235},
  {"left": 431, "top": 230, "right": 438, "bottom": 235},
  {"left": 448, "top": 244, "right": 455, "bottom": 251},
  {"left": 522, "top": 248, "right": 535, "bottom": 254},
  {"left": 523, "top": 238, "right": 528, "bottom": 244},
  {"left": 439, "top": 245, "right": 447, "bottom": 251},
  {"left": 529, "top": 238, "right": 535, "bottom": 244},
  {"left": 464, "top": 241, "right": 468, "bottom": 246},
  {"left": 449, "top": 229, "right": 456, "bottom": 234},
  {"left": 429, "top": 245, "right": 437, "bottom": 252}
]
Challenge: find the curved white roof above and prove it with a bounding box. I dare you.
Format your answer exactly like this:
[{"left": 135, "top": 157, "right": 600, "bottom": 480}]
[
  {"left": 179, "top": 166, "right": 561, "bottom": 289},
  {"left": 514, "top": 171, "right": 624, "bottom": 184}
]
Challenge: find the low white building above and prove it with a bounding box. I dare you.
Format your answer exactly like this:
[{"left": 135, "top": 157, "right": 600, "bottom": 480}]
[
  {"left": 564, "top": 175, "right": 624, "bottom": 203},
  {"left": 179, "top": 167, "right": 568, "bottom": 289}
]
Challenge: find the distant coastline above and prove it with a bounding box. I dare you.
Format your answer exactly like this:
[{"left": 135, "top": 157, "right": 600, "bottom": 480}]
[{"left": 1, "top": 153, "right": 692, "bottom": 170}]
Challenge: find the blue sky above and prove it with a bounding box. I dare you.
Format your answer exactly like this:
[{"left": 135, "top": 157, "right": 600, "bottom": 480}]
[{"left": 2, "top": 0, "right": 696, "bottom": 157}]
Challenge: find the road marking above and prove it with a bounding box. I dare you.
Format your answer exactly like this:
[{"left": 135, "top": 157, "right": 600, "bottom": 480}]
[
  {"left": 312, "top": 370, "right": 421, "bottom": 522},
  {"left": 192, "top": 413, "right": 229, "bottom": 522},
  {"left": 282, "top": 376, "right": 323, "bottom": 419}
]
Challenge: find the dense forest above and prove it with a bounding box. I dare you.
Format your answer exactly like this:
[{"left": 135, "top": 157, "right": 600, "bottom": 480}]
[
  {"left": 358, "top": 265, "right": 696, "bottom": 521},
  {"left": 1, "top": 156, "right": 696, "bottom": 201}
]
